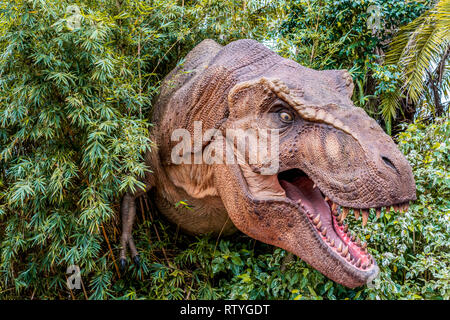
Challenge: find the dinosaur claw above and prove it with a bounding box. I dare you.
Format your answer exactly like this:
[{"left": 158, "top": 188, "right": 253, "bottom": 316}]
[
  {"left": 133, "top": 255, "right": 141, "bottom": 267},
  {"left": 119, "top": 258, "right": 127, "bottom": 272}
]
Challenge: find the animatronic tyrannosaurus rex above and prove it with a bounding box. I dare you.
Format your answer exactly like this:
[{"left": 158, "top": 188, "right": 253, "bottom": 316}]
[{"left": 118, "top": 39, "right": 416, "bottom": 288}]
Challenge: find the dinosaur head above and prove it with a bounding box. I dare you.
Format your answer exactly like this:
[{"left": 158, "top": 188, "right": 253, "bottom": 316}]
[
  {"left": 211, "top": 44, "right": 416, "bottom": 288},
  {"left": 160, "top": 40, "right": 416, "bottom": 288}
]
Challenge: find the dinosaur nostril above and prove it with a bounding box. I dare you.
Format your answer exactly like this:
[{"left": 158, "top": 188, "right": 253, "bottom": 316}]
[{"left": 382, "top": 156, "right": 398, "bottom": 173}]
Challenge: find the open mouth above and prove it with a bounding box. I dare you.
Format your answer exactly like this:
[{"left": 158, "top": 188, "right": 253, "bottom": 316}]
[{"left": 277, "top": 168, "right": 410, "bottom": 270}]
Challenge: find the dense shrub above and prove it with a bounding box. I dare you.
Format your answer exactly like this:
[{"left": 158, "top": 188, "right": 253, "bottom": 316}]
[{"left": 279, "top": 0, "right": 428, "bottom": 70}]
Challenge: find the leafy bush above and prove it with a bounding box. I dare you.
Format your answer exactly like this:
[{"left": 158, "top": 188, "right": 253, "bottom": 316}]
[{"left": 279, "top": 0, "right": 427, "bottom": 68}]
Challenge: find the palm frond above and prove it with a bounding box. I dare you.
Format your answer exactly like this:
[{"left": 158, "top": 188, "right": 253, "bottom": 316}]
[{"left": 381, "top": 0, "right": 450, "bottom": 121}]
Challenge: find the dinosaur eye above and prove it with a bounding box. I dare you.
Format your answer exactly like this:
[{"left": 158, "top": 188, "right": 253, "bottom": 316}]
[{"left": 279, "top": 111, "right": 294, "bottom": 123}]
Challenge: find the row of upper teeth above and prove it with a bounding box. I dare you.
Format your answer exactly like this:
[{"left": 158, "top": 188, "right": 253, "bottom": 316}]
[
  {"left": 307, "top": 210, "right": 373, "bottom": 269},
  {"left": 325, "top": 197, "right": 410, "bottom": 227}
]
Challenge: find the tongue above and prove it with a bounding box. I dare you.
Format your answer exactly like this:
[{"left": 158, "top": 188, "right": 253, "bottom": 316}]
[{"left": 279, "top": 176, "right": 330, "bottom": 216}]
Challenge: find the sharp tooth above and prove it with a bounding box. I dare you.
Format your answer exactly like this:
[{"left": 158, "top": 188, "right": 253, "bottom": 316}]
[
  {"left": 376, "top": 208, "right": 381, "bottom": 219},
  {"left": 362, "top": 242, "right": 367, "bottom": 250},
  {"left": 321, "top": 227, "right": 327, "bottom": 236},
  {"left": 344, "top": 224, "right": 348, "bottom": 233},
  {"left": 342, "top": 207, "right": 349, "bottom": 220},
  {"left": 338, "top": 208, "right": 347, "bottom": 222},
  {"left": 346, "top": 253, "right": 351, "bottom": 261},
  {"left": 324, "top": 196, "right": 330, "bottom": 202},
  {"left": 330, "top": 239, "right": 335, "bottom": 247},
  {"left": 313, "top": 214, "right": 320, "bottom": 225},
  {"left": 297, "top": 199, "right": 302, "bottom": 205},
  {"left": 354, "top": 209, "right": 360, "bottom": 220},
  {"left": 350, "top": 233, "right": 356, "bottom": 242},
  {"left": 337, "top": 243, "right": 343, "bottom": 252},
  {"left": 313, "top": 183, "right": 317, "bottom": 189},
  {"left": 332, "top": 206, "right": 339, "bottom": 216},
  {"left": 331, "top": 202, "right": 337, "bottom": 213},
  {"left": 362, "top": 209, "right": 369, "bottom": 227},
  {"left": 342, "top": 246, "right": 349, "bottom": 256},
  {"left": 317, "top": 220, "right": 322, "bottom": 229},
  {"left": 355, "top": 259, "right": 362, "bottom": 268}
]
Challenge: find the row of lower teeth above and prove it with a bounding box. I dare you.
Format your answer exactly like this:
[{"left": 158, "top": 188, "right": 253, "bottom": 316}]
[{"left": 307, "top": 210, "right": 372, "bottom": 269}]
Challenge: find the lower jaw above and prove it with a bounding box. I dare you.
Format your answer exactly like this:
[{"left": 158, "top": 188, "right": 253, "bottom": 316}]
[
  {"left": 301, "top": 201, "right": 375, "bottom": 271},
  {"left": 273, "top": 207, "right": 379, "bottom": 288},
  {"left": 279, "top": 179, "right": 375, "bottom": 270}
]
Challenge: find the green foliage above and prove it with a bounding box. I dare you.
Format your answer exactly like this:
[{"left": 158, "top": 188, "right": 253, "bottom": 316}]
[
  {"left": 278, "top": 0, "right": 430, "bottom": 129},
  {"left": 392, "top": 118, "right": 450, "bottom": 298},
  {"left": 0, "top": 0, "right": 155, "bottom": 297},
  {"left": 381, "top": 0, "right": 450, "bottom": 125},
  {"left": 278, "top": 0, "right": 428, "bottom": 70}
]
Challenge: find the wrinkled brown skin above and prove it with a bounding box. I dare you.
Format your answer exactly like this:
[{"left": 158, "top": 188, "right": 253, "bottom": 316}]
[{"left": 119, "top": 39, "right": 416, "bottom": 288}]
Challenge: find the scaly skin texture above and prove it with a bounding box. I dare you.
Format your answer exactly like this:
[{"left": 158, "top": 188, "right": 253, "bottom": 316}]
[{"left": 119, "top": 39, "right": 416, "bottom": 288}]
